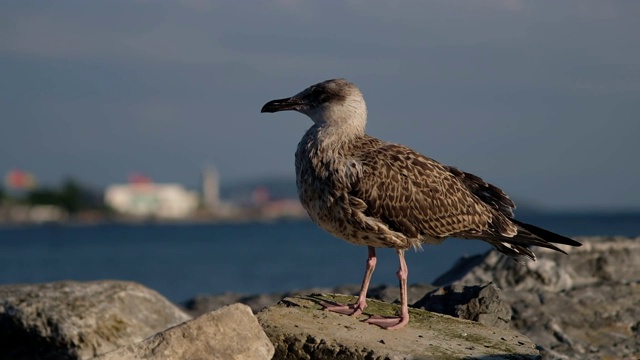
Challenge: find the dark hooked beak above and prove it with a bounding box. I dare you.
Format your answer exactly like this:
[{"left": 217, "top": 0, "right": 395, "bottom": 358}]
[{"left": 260, "top": 97, "right": 307, "bottom": 113}]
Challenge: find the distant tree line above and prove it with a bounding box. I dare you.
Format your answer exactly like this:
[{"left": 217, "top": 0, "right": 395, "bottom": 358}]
[{"left": 4, "top": 179, "right": 105, "bottom": 214}]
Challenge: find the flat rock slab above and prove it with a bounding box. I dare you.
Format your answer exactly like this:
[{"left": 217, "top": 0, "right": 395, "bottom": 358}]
[
  {"left": 0, "top": 280, "right": 191, "bottom": 360},
  {"left": 185, "top": 284, "right": 434, "bottom": 317},
  {"left": 96, "top": 303, "right": 274, "bottom": 360},
  {"left": 257, "top": 294, "right": 539, "bottom": 360}
]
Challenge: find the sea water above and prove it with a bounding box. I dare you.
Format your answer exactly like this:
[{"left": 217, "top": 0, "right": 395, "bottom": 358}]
[{"left": 0, "top": 212, "right": 638, "bottom": 303}]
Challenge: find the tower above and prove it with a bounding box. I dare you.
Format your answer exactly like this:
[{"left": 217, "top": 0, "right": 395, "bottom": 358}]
[{"left": 202, "top": 165, "right": 220, "bottom": 213}]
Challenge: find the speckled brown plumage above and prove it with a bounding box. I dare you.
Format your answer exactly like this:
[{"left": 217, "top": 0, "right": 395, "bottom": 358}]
[{"left": 294, "top": 131, "right": 580, "bottom": 260}]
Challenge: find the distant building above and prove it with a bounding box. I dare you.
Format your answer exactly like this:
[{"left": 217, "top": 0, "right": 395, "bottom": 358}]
[
  {"left": 0, "top": 204, "right": 67, "bottom": 224},
  {"left": 105, "top": 183, "right": 199, "bottom": 219},
  {"left": 201, "top": 165, "right": 220, "bottom": 212}
]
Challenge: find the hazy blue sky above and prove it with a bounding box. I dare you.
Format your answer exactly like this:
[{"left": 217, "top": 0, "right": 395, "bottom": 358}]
[{"left": 1, "top": 1, "right": 639, "bottom": 210}]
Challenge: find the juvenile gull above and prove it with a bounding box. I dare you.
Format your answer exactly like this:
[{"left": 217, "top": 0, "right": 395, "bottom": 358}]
[{"left": 261, "top": 78, "right": 582, "bottom": 330}]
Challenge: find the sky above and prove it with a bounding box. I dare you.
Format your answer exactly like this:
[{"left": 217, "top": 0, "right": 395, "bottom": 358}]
[{"left": 1, "top": 0, "right": 639, "bottom": 210}]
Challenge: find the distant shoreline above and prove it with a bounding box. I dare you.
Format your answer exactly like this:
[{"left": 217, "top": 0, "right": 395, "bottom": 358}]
[
  {"left": 0, "top": 215, "right": 310, "bottom": 230},
  {"left": 3, "top": 208, "right": 640, "bottom": 230}
]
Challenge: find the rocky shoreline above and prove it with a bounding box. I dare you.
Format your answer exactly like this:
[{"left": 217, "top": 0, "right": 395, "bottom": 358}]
[{"left": 1, "top": 236, "right": 637, "bottom": 359}]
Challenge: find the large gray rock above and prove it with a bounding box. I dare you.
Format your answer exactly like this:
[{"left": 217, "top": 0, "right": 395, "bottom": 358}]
[
  {"left": 0, "top": 280, "right": 191, "bottom": 360},
  {"left": 96, "top": 303, "right": 274, "bottom": 360},
  {"left": 507, "top": 282, "right": 640, "bottom": 360},
  {"left": 258, "top": 294, "right": 540, "bottom": 360},
  {"left": 413, "top": 282, "right": 512, "bottom": 329},
  {"left": 433, "top": 236, "right": 640, "bottom": 292},
  {"left": 433, "top": 236, "right": 640, "bottom": 360}
]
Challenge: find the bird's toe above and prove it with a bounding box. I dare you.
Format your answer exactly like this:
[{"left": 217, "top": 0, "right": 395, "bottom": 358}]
[{"left": 365, "top": 315, "right": 409, "bottom": 330}]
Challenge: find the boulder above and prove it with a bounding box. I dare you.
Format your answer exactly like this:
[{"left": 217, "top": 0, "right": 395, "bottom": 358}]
[
  {"left": 433, "top": 236, "right": 640, "bottom": 292},
  {"left": 257, "top": 294, "right": 539, "bottom": 360},
  {"left": 185, "top": 291, "right": 293, "bottom": 316},
  {"left": 433, "top": 236, "right": 640, "bottom": 360},
  {"left": 185, "top": 292, "right": 249, "bottom": 315},
  {"left": 413, "top": 282, "right": 512, "bottom": 329},
  {"left": 96, "top": 303, "right": 274, "bottom": 360},
  {"left": 507, "top": 282, "right": 640, "bottom": 360},
  {"left": 0, "top": 280, "right": 191, "bottom": 360}
]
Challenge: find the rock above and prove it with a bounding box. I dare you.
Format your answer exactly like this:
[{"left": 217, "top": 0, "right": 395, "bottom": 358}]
[
  {"left": 185, "top": 290, "right": 334, "bottom": 317},
  {"left": 0, "top": 280, "right": 191, "bottom": 360},
  {"left": 96, "top": 303, "right": 274, "bottom": 360},
  {"left": 433, "top": 236, "right": 640, "bottom": 360},
  {"left": 433, "top": 236, "right": 640, "bottom": 292},
  {"left": 185, "top": 292, "right": 248, "bottom": 315},
  {"left": 413, "top": 282, "right": 512, "bottom": 329},
  {"left": 507, "top": 282, "right": 640, "bottom": 360},
  {"left": 257, "top": 294, "right": 539, "bottom": 359},
  {"left": 184, "top": 284, "right": 434, "bottom": 317}
]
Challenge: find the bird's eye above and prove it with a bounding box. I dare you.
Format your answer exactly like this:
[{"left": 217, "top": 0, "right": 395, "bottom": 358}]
[{"left": 313, "top": 88, "right": 333, "bottom": 104}]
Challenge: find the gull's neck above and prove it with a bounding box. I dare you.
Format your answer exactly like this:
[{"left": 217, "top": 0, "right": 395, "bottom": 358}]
[{"left": 308, "top": 97, "right": 367, "bottom": 143}]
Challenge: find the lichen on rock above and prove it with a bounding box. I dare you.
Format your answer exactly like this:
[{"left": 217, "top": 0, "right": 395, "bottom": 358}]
[{"left": 257, "top": 294, "right": 539, "bottom": 360}]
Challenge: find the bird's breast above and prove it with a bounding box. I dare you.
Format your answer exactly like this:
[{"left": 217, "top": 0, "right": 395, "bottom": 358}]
[
  {"left": 295, "top": 143, "right": 355, "bottom": 229},
  {"left": 293, "top": 132, "right": 407, "bottom": 247}
]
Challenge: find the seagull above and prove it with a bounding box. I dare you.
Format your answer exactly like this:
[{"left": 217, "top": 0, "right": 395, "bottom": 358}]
[{"left": 261, "top": 78, "right": 582, "bottom": 330}]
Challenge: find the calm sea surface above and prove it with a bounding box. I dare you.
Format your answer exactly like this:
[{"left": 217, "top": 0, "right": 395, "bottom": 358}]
[{"left": 1, "top": 213, "right": 638, "bottom": 303}]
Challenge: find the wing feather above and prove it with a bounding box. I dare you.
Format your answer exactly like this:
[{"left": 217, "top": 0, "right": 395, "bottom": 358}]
[
  {"left": 445, "top": 166, "right": 515, "bottom": 218},
  {"left": 350, "top": 138, "right": 508, "bottom": 239},
  {"left": 344, "top": 136, "right": 580, "bottom": 258}
]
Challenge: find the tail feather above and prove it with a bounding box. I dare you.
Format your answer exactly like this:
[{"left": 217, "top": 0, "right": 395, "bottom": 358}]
[
  {"left": 498, "top": 234, "right": 566, "bottom": 254},
  {"left": 488, "top": 240, "right": 536, "bottom": 262},
  {"left": 484, "top": 218, "right": 582, "bottom": 261},
  {"left": 511, "top": 219, "right": 582, "bottom": 247}
]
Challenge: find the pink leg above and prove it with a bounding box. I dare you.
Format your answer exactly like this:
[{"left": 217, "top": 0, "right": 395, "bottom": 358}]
[
  {"left": 365, "top": 249, "right": 410, "bottom": 330},
  {"left": 324, "top": 246, "right": 377, "bottom": 316}
]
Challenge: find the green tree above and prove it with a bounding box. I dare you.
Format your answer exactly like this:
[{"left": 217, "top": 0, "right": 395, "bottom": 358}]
[
  {"left": 58, "top": 178, "right": 105, "bottom": 213},
  {"left": 24, "top": 178, "right": 105, "bottom": 214},
  {"left": 26, "top": 188, "right": 61, "bottom": 206},
  {"left": 59, "top": 179, "right": 82, "bottom": 213}
]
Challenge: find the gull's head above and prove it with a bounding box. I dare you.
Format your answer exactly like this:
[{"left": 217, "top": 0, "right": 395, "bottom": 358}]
[{"left": 261, "top": 79, "right": 367, "bottom": 129}]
